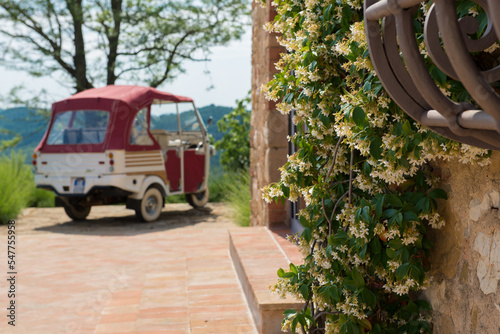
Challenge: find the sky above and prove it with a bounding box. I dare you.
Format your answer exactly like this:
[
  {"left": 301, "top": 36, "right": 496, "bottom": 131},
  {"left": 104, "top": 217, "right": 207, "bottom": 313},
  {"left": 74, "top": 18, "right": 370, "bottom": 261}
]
[{"left": 0, "top": 31, "right": 251, "bottom": 109}]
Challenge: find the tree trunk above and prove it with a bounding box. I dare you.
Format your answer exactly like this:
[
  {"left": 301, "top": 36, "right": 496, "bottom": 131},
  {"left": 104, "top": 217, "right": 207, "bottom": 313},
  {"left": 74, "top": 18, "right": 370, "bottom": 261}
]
[
  {"left": 107, "top": 0, "right": 123, "bottom": 85},
  {"left": 67, "top": 0, "right": 92, "bottom": 92}
]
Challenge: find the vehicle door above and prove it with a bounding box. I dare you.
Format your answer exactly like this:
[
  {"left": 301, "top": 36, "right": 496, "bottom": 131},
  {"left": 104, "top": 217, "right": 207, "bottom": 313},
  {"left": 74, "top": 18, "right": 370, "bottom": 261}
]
[
  {"left": 150, "top": 103, "right": 183, "bottom": 192},
  {"left": 178, "top": 105, "right": 208, "bottom": 193}
]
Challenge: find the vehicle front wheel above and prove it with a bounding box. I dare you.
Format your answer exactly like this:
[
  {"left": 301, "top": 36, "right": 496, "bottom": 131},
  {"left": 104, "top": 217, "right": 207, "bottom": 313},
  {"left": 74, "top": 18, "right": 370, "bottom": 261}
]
[
  {"left": 63, "top": 203, "right": 91, "bottom": 221},
  {"left": 136, "top": 187, "right": 164, "bottom": 222},
  {"left": 186, "top": 189, "right": 209, "bottom": 208}
]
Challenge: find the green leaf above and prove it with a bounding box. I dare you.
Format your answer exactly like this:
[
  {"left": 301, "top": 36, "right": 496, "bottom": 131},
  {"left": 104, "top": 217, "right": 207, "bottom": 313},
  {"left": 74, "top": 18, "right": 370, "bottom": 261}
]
[
  {"left": 292, "top": 315, "right": 299, "bottom": 332},
  {"left": 404, "top": 211, "right": 419, "bottom": 222},
  {"left": 429, "top": 188, "right": 448, "bottom": 200},
  {"left": 360, "top": 206, "right": 371, "bottom": 223},
  {"left": 302, "top": 227, "right": 312, "bottom": 242},
  {"left": 370, "top": 136, "right": 383, "bottom": 160},
  {"left": 384, "top": 208, "right": 398, "bottom": 218},
  {"left": 389, "top": 239, "right": 403, "bottom": 250},
  {"left": 394, "top": 212, "right": 403, "bottom": 225},
  {"left": 329, "top": 230, "right": 348, "bottom": 246},
  {"left": 402, "top": 301, "right": 419, "bottom": 315},
  {"left": 386, "top": 248, "right": 396, "bottom": 258},
  {"left": 352, "top": 107, "right": 365, "bottom": 127},
  {"left": 375, "top": 195, "right": 385, "bottom": 217},
  {"left": 359, "top": 244, "right": 368, "bottom": 259},
  {"left": 299, "top": 284, "right": 309, "bottom": 299},
  {"left": 281, "top": 184, "right": 290, "bottom": 198},
  {"left": 430, "top": 66, "right": 447, "bottom": 86},
  {"left": 410, "top": 264, "right": 422, "bottom": 283},
  {"left": 284, "top": 309, "right": 298, "bottom": 317},
  {"left": 352, "top": 267, "right": 365, "bottom": 289},
  {"left": 299, "top": 215, "right": 309, "bottom": 228},
  {"left": 309, "top": 60, "right": 317, "bottom": 71},
  {"left": 396, "top": 263, "right": 410, "bottom": 280},
  {"left": 360, "top": 288, "right": 377, "bottom": 309},
  {"left": 415, "top": 299, "right": 432, "bottom": 311},
  {"left": 347, "top": 321, "right": 360, "bottom": 334},
  {"left": 386, "top": 194, "right": 403, "bottom": 208},
  {"left": 363, "top": 161, "right": 372, "bottom": 175},
  {"left": 277, "top": 268, "right": 285, "bottom": 278},
  {"left": 402, "top": 120, "right": 412, "bottom": 134},
  {"left": 289, "top": 263, "right": 298, "bottom": 274},
  {"left": 415, "top": 197, "right": 431, "bottom": 212},
  {"left": 329, "top": 285, "right": 341, "bottom": 302},
  {"left": 371, "top": 238, "right": 381, "bottom": 254},
  {"left": 358, "top": 318, "right": 373, "bottom": 330},
  {"left": 323, "top": 4, "right": 333, "bottom": 21},
  {"left": 363, "top": 80, "right": 372, "bottom": 93}
]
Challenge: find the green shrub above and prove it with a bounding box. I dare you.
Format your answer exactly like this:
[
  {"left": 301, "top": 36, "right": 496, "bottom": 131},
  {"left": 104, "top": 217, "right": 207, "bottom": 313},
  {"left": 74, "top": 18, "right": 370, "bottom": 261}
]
[
  {"left": 30, "top": 188, "right": 55, "bottom": 208},
  {"left": 220, "top": 170, "right": 250, "bottom": 227},
  {"left": 163, "top": 194, "right": 186, "bottom": 204},
  {"left": 214, "top": 94, "right": 251, "bottom": 172},
  {"left": 207, "top": 168, "right": 226, "bottom": 202},
  {"left": 0, "top": 152, "right": 35, "bottom": 223}
]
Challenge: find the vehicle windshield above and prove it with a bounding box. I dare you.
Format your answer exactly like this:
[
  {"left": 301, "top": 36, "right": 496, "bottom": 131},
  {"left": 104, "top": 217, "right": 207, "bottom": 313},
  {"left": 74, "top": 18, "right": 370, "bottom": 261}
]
[
  {"left": 150, "top": 102, "right": 202, "bottom": 132},
  {"left": 47, "top": 110, "right": 110, "bottom": 145}
]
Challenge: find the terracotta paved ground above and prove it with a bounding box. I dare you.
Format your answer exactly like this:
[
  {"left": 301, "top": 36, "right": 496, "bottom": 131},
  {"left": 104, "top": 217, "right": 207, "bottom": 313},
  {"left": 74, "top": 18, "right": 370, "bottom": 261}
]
[{"left": 0, "top": 203, "right": 257, "bottom": 334}]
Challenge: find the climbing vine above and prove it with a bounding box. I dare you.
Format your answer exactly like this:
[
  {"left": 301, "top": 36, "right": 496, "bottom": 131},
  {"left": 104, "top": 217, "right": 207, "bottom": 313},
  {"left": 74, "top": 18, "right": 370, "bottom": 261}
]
[{"left": 259, "top": 0, "right": 490, "bottom": 333}]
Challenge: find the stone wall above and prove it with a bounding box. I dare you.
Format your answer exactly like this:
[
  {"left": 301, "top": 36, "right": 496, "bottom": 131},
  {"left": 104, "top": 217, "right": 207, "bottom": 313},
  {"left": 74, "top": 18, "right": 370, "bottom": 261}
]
[
  {"left": 424, "top": 152, "right": 500, "bottom": 333},
  {"left": 250, "top": 1, "right": 288, "bottom": 227},
  {"left": 250, "top": 3, "right": 499, "bottom": 332}
]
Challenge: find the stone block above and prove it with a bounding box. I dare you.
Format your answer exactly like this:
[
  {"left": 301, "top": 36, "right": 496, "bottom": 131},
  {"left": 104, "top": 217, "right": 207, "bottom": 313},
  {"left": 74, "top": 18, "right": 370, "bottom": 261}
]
[
  {"left": 265, "top": 111, "right": 288, "bottom": 148},
  {"left": 469, "top": 190, "right": 500, "bottom": 222},
  {"left": 229, "top": 229, "right": 303, "bottom": 334},
  {"left": 473, "top": 229, "right": 500, "bottom": 294},
  {"left": 265, "top": 147, "right": 288, "bottom": 182},
  {"left": 268, "top": 207, "right": 288, "bottom": 225},
  {"left": 267, "top": 47, "right": 284, "bottom": 66}
]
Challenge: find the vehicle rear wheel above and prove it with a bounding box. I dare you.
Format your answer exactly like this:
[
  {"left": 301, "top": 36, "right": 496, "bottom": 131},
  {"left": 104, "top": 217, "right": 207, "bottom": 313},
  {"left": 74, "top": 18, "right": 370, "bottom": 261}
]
[
  {"left": 63, "top": 203, "right": 91, "bottom": 221},
  {"left": 186, "top": 189, "right": 209, "bottom": 208},
  {"left": 136, "top": 187, "right": 163, "bottom": 222}
]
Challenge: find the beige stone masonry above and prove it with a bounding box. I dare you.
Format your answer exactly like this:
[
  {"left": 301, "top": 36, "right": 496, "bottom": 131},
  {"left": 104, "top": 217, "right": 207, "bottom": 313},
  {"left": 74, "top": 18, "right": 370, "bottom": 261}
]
[
  {"left": 423, "top": 152, "right": 500, "bottom": 333},
  {"left": 250, "top": 1, "right": 288, "bottom": 227}
]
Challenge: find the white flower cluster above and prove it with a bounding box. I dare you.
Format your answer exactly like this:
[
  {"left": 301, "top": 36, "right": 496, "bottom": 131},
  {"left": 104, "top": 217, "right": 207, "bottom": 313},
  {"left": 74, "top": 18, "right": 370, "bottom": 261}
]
[
  {"left": 419, "top": 212, "right": 445, "bottom": 229},
  {"left": 336, "top": 295, "right": 367, "bottom": 319},
  {"left": 259, "top": 0, "right": 489, "bottom": 330}
]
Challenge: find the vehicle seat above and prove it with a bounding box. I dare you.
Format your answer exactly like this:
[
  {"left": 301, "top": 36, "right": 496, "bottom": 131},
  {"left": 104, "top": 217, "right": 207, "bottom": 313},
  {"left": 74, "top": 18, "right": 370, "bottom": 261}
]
[
  {"left": 63, "top": 129, "right": 82, "bottom": 144},
  {"left": 151, "top": 129, "right": 170, "bottom": 149}
]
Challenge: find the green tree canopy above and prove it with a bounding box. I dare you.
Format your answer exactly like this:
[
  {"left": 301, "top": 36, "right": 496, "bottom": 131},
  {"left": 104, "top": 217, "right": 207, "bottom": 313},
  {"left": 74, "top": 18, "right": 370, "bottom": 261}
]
[
  {"left": 0, "top": 0, "right": 250, "bottom": 92},
  {"left": 215, "top": 94, "right": 250, "bottom": 172}
]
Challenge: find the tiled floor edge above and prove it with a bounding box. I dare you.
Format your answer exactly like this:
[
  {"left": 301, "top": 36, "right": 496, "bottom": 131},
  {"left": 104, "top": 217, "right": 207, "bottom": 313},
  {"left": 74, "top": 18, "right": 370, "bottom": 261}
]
[
  {"left": 227, "top": 245, "right": 261, "bottom": 334},
  {"left": 229, "top": 231, "right": 263, "bottom": 333},
  {"left": 229, "top": 229, "right": 304, "bottom": 334},
  {"left": 266, "top": 228, "right": 292, "bottom": 264}
]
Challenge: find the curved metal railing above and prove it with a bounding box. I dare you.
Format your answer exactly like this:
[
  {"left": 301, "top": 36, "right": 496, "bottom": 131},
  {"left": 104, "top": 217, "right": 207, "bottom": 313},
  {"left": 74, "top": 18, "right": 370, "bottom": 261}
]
[{"left": 364, "top": 0, "right": 500, "bottom": 150}]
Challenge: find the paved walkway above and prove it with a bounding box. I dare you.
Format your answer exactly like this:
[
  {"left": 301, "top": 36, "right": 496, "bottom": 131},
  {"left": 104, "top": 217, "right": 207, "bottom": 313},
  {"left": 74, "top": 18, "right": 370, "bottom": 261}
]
[{"left": 0, "top": 203, "right": 257, "bottom": 334}]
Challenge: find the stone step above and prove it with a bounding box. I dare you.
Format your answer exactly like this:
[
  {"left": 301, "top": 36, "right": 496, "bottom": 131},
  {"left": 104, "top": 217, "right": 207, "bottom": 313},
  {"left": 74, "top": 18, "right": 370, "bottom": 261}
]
[{"left": 229, "top": 226, "right": 304, "bottom": 334}]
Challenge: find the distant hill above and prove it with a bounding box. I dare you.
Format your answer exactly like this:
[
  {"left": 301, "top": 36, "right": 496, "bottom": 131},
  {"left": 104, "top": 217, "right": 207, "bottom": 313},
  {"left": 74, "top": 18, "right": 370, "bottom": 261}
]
[
  {"left": 0, "top": 104, "right": 233, "bottom": 167},
  {"left": 0, "top": 107, "right": 48, "bottom": 160}
]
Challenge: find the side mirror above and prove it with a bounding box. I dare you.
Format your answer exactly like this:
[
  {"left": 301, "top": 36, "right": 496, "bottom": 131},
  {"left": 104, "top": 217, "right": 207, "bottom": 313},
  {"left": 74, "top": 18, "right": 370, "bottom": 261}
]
[{"left": 206, "top": 116, "right": 213, "bottom": 127}]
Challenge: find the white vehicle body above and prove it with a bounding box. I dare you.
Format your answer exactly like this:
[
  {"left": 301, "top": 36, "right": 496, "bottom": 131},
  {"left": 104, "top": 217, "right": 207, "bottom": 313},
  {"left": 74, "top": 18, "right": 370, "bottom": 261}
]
[{"left": 34, "top": 86, "right": 213, "bottom": 221}]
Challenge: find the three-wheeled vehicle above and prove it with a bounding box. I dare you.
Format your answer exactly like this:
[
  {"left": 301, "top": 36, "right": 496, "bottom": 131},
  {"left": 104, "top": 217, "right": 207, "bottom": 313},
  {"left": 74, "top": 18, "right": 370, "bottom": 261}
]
[{"left": 34, "top": 85, "right": 213, "bottom": 222}]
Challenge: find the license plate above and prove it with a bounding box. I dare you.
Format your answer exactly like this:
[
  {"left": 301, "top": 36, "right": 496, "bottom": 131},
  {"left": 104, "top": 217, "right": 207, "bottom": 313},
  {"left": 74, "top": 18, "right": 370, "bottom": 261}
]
[{"left": 73, "top": 178, "right": 85, "bottom": 194}]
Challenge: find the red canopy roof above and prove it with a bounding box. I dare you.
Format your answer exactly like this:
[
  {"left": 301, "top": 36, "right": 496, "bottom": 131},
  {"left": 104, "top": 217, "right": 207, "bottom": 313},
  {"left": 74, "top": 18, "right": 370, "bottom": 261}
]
[
  {"left": 38, "top": 85, "right": 194, "bottom": 153},
  {"left": 64, "top": 85, "right": 193, "bottom": 109}
]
